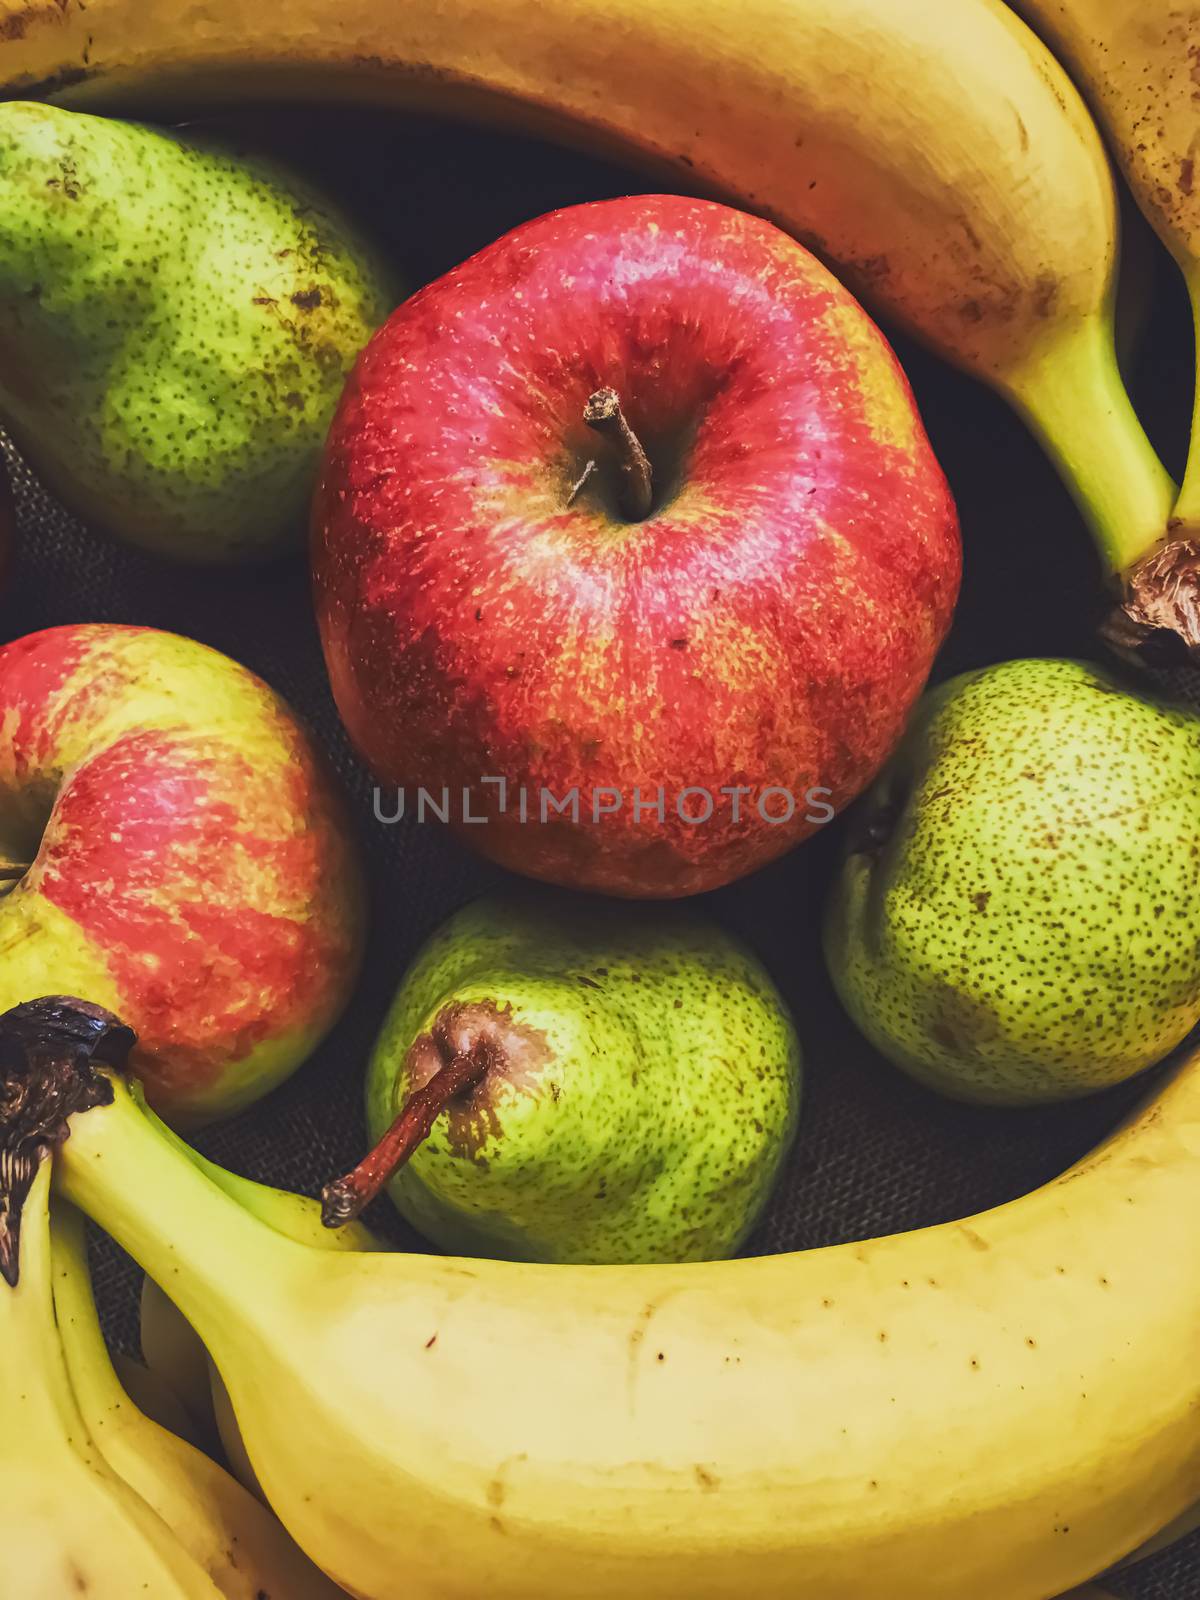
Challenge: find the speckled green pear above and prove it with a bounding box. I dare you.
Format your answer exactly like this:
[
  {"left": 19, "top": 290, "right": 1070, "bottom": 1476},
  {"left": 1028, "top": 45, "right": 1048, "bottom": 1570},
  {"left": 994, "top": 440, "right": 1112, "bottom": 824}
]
[
  {"left": 824, "top": 657, "right": 1200, "bottom": 1104},
  {"left": 364, "top": 895, "right": 802, "bottom": 1263},
  {"left": 0, "top": 101, "right": 395, "bottom": 562}
]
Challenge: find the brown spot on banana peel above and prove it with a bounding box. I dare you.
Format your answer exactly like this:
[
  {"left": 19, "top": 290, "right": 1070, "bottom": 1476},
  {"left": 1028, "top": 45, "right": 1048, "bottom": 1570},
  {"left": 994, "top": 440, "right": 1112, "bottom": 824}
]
[
  {"left": 626, "top": 1290, "right": 682, "bottom": 1413},
  {"left": 0, "top": 0, "right": 70, "bottom": 44},
  {"left": 960, "top": 1226, "right": 991, "bottom": 1252},
  {"left": 628, "top": 1300, "right": 660, "bottom": 1372},
  {"left": 1033, "top": 273, "right": 1059, "bottom": 318},
  {"left": 486, "top": 1452, "right": 528, "bottom": 1510}
]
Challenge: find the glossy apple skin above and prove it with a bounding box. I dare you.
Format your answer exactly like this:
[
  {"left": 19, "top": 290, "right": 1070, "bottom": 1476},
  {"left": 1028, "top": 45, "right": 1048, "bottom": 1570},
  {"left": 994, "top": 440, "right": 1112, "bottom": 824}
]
[
  {"left": 314, "top": 195, "right": 960, "bottom": 897},
  {"left": 0, "top": 624, "right": 364, "bottom": 1126}
]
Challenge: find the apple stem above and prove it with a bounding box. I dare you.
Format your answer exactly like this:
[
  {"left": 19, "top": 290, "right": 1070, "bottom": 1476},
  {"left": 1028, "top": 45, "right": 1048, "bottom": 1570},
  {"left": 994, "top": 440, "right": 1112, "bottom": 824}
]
[
  {"left": 583, "top": 387, "right": 654, "bottom": 521},
  {"left": 321, "top": 1036, "right": 499, "bottom": 1228}
]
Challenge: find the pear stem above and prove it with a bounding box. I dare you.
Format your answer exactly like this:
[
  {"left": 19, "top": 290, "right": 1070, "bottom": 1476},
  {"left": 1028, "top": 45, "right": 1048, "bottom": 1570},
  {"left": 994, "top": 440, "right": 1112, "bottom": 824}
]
[
  {"left": 321, "top": 1039, "right": 497, "bottom": 1228},
  {"left": 582, "top": 387, "right": 654, "bottom": 522}
]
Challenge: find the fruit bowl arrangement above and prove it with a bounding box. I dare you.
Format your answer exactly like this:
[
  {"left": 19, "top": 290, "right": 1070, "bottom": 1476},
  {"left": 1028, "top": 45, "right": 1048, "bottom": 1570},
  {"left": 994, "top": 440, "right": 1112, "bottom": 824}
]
[{"left": 1, "top": 3, "right": 1199, "bottom": 1598}]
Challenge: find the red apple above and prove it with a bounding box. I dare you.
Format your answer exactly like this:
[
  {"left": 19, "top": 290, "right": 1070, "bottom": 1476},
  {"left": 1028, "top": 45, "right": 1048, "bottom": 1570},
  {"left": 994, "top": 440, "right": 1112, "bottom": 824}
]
[
  {"left": 0, "top": 624, "right": 364, "bottom": 1125},
  {"left": 314, "top": 195, "right": 960, "bottom": 897}
]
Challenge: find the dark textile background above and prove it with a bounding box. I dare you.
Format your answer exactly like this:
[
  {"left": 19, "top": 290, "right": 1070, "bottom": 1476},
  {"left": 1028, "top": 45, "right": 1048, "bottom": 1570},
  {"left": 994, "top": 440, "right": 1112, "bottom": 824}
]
[{"left": 0, "top": 106, "right": 1194, "bottom": 1598}]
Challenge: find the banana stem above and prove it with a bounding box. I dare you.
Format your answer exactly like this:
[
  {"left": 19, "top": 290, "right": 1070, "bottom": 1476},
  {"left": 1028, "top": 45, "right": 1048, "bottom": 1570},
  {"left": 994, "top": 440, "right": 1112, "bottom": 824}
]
[
  {"left": 1009, "top": 314, "right": 1175, "bottom": 576},
  {"left": 1167, "top": 266, "right": 1200, "bottom": 533},
  {"left": 321, "top": 1039, "right": 497, "bottom": 1228},
  {"left": 1007, "top": 316, "right": 1200, "bottom": 665},
  {"left": 53, "top": 1078, "right": 303, "bottom": 1355},
  {"left": 132, "top": 1086, "right": 381, "bottom": 1253},
  {"left": 0, "top": 998, "right": 125, "bottom": 1286},
  {"left": 0, "top": 996, "right": 300, "bottom": 1354}
]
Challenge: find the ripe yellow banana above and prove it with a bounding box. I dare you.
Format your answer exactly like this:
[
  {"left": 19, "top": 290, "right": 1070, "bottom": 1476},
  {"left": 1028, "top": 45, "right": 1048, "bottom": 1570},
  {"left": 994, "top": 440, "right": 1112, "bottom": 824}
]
[
  {"left": 0, "top": 1161, "right": 223, "bottom": 1599},
  {"left": 137, "top": 1094, "right": 381, "bottom": 1476},
  {"left": 0, "top": 0, "right": 1182, "bottom": 642},
  {"left": 140, "top": 1269, "right": 222, "bottom": 1440},
  {"left": 50, "top": 1198, "right": 349, "bottom": 1600},
  {"left": 7, "top": 997, "right": 1195, "bottom": 1600},
  {"left": 114, "top": 1346, "right": 206, "bottom": 1443},
  {"left": 1009, "top": 0, "right": 1200, "bottom": 658}
]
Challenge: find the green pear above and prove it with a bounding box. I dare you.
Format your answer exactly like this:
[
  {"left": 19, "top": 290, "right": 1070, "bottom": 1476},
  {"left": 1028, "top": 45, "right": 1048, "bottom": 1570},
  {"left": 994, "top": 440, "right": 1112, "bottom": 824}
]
[
  {"left": 334, "top": 895, "right": 801, "bottom": 1263},
  {"left": 0, "top": 102, "right": 396, "bottom": 562},
  {"left": 824, "top": 657, "right": 1200, "bottom": 1105}
]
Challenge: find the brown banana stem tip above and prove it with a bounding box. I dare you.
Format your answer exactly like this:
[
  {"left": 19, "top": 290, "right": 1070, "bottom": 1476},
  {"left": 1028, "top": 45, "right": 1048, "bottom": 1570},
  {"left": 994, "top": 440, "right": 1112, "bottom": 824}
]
[
  {"left": 0, "top": 997, "right": 137, "bottom": 1287},
  {"left": 1101, "top": 536, "right": 1200, "bottom": 669}
]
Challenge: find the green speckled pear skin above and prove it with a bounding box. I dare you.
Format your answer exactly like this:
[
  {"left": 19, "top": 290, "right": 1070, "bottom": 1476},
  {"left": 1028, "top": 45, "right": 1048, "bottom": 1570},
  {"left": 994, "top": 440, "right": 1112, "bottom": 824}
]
[
  {"left": 824, "top": 657, "right": 1200, "bottom": 1105},
  {"left": 0, "top": 101, "right": 396, "bottom": 562},
  {"left": 365, "top": 895, "right": 802, "bottom": 1264}
]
